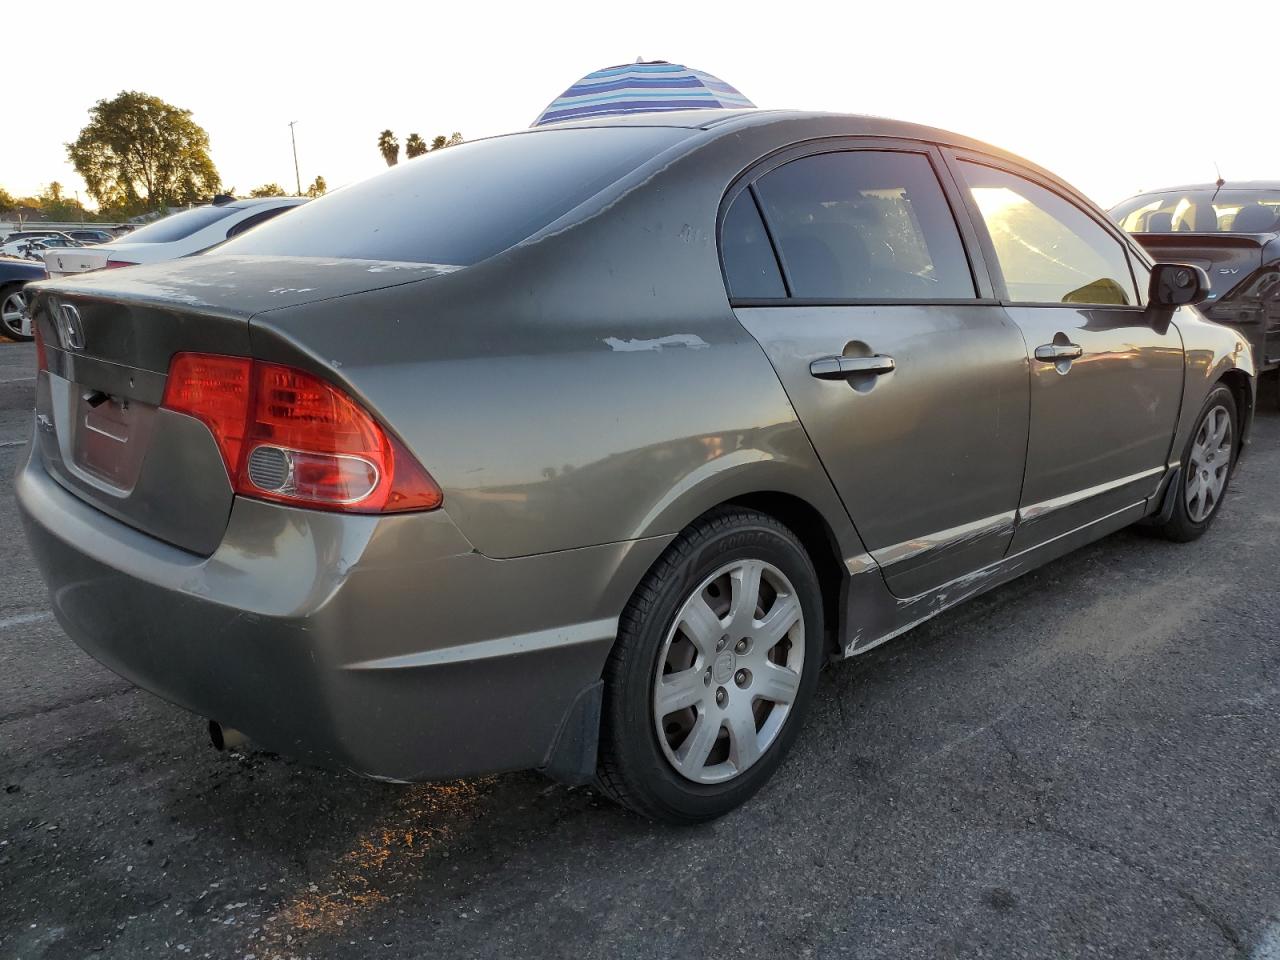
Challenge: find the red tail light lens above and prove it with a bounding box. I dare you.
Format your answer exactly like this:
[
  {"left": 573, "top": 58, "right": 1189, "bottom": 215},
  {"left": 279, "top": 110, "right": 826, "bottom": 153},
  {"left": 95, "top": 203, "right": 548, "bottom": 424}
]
[
  {"left": 162, "top": 353, "right": 442, "bottom": 513},
  {"left": 103, "top": 259, "right": 138, "bottom": 269},
  {"left": 33, "top": 316, "right": 47, "bottom": 372},
  {"left": 162, "top": 354, "right": 252, "bottom": 472}
]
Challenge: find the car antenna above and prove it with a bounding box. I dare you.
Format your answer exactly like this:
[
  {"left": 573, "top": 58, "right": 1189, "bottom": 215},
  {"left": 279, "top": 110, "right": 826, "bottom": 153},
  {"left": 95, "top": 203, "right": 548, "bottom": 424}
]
[{"left": 1211, "top": 162, "right": 1225, "bottom": 203}]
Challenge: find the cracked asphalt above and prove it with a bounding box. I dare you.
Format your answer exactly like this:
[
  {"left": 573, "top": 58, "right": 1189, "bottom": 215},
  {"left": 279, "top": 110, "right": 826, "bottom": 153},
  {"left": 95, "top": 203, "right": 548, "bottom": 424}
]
[{"left": 1, "top": 338, "right": 1278, "bottom": 959}]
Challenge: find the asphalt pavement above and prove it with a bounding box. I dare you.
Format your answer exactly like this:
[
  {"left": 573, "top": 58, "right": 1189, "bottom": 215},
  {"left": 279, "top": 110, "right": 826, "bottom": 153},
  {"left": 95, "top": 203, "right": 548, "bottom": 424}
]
[{"left": 1, "top": 338, "right": 1278, "bottom": 960}]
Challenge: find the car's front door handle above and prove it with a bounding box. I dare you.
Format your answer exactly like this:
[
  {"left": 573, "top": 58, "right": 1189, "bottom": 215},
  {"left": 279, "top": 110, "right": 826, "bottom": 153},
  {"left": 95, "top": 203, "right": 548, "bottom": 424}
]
[
  {"left": 1034, "top": 342, "right": 1083, "bottom": 362},
  {"left": 809, "top": 355, "right": 897, "bottom": 380}
]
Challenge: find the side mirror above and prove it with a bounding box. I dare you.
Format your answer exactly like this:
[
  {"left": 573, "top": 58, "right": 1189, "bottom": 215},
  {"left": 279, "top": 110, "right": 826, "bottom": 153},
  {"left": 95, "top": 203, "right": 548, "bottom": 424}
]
[{"left": 1149, "top": 262, "right": 1210, "bottom": 308}]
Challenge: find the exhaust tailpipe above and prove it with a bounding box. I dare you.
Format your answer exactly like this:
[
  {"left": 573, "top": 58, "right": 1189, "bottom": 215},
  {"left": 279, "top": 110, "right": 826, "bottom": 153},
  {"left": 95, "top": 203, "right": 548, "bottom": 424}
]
[{"left": 208, "top": 720, "right": 248, "bottom": 751}]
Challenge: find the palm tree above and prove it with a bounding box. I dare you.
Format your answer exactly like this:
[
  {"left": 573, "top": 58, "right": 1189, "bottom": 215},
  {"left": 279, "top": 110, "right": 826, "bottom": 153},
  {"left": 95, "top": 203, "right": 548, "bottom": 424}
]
[
  {"left": 429, "top": 135, "right": 447, "bottom": 152},
  {"left": 405, "top": 133, "right": 427, "bottom": 159},
  {"left": 376, "top": 130, "right": 399, "bottom": 167}
]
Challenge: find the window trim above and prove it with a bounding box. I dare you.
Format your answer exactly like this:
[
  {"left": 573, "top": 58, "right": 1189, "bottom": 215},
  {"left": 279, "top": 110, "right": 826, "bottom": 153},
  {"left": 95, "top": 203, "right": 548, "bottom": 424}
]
[
  {"left": 943, "top": 149, "right": 1149, "bottom": 311},
  {"left": 716, "top": 184, "right": 790, "bottom": 299},
  {"left": 225, "top": 205, "right": 293, "bottom": 240},
  {"left": 717, "top": 137, "right": 996, "bottom": 307}
]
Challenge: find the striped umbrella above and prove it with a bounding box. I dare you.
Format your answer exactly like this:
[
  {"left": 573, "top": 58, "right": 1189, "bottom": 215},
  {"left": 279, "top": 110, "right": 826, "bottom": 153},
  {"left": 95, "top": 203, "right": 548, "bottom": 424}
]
[{"left": 533, "top": 60, "right": 755, "bottom": 127}]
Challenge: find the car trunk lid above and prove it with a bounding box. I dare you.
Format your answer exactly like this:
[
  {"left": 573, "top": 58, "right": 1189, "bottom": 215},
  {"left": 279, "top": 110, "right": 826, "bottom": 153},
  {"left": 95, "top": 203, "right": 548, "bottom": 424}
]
[
  {"left": 44, "top": 246, "right": 114, "bottom": 278},
  {"left": 29, "top": 255, "right": 457, "bottom": 554},
  {"left": 1131, "top": 232, "right": 1271, "bottom": 302}
]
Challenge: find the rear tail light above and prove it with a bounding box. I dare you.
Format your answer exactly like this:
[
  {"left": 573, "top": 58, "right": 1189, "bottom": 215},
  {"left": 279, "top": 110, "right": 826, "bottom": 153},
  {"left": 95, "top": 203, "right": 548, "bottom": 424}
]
[
  {"left": 103, "top": 259, "right": 138, "bottom": 269},
  {"left": 162, "top": 353, "right": 442, "bottom": 513},
  {"left": 33, "top": 316, "right": 47, "bottom": 372}
]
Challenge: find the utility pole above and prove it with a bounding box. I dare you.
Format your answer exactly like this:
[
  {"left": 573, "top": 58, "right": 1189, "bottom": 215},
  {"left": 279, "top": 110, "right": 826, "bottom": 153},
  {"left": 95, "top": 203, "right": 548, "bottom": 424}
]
[{"left": 289, "top": 121, "right": 301, "bottom": 196}]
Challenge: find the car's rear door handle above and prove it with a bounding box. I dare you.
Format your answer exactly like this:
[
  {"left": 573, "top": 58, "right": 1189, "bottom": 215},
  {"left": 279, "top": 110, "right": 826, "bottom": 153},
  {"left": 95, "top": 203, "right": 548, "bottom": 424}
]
[
  {"left": 1034, "top": 342, "right": 1083, "bottom": 362},
  {"left": 809, "top": 355, "right": 897, "bottom": 380}
]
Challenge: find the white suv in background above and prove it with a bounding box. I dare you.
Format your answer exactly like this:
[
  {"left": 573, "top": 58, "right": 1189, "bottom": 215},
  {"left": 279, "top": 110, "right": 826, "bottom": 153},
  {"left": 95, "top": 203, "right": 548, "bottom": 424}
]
[{"left": 43, "top": 196, "right": 307, "bottom": 277}]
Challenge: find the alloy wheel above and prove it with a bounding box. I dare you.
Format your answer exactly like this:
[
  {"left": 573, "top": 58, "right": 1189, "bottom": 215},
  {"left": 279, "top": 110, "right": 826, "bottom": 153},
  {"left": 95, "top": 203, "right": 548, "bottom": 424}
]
[
  {"left": 653, "top": 558, "right": 805, "bottom": 785},
  {"left": 1, "top": 290, "right": 29, "bottom": 339},
  {"left": 1185, "top": 404, "right": 1233, "bottom": 523}
]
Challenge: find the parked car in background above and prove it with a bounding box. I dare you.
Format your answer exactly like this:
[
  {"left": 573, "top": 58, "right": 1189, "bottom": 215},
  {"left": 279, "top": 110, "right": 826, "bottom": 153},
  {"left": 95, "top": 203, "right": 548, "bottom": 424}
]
[
  {"left": 0, "top": 255, "right": 46, "bottom": 340},
  {"left": 3, "top": 230, "right": 82, "bottom": 244},
  {"left": 1112, "top": 182, "right": 1280, "bottom": 385},
  {"left": 42, "top": 196, "right": 308, "bottom": 277},
  {"left": 65, "top": 229, "right": 115, "bottom": 244},
  {"left": 0, "top": 234, "right": 83, "bottom": 259},
  {"left": 0, "top": 239, "right": 44, "bottom": 260},
  {"left": 18, "top": 111, "right": 1255, "bottom": 823}
]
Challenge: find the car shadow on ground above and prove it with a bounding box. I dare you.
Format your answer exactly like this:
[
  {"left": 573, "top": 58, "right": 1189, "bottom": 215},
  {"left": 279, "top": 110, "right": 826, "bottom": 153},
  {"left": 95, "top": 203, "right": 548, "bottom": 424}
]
[{"left": 137, "top": 516, "right": 1159, "bottom": 954}]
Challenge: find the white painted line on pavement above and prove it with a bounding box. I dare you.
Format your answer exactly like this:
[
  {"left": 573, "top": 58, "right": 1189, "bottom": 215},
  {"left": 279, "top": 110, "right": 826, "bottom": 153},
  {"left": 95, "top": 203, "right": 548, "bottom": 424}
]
[
  {"left": 0, "top": 376, "right": 35, "bottom": 383},
  {"left": 1253, "top": 918, "right": 1280, "bottom": 959},
  {"left": 0, "top": 611, "right": 54, "bottom": 630},
  {"left": 0, "top": 439, "right": 28, "bottom": 448}
]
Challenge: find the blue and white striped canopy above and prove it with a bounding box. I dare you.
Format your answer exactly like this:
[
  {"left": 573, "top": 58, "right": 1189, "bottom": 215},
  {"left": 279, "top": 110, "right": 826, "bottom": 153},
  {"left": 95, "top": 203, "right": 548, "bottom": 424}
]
[{"left": 533, "top": 61, "right": 755, "bottom": 127}]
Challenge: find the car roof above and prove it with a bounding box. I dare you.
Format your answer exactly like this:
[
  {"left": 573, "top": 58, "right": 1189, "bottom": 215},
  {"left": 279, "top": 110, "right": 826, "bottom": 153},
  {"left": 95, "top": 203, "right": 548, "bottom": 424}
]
[
  {"left": 554, "top": 107, "right": 1003, "bottom": 143},
  {"left": 546, "top": 108, "right": 1000, "bottom": 145},
  {"left": 541, "top": 108, "right": 1073, "bottom": 199},
  {"left": 1123, "top": 180, "right": 1280, "bottom": 195}
]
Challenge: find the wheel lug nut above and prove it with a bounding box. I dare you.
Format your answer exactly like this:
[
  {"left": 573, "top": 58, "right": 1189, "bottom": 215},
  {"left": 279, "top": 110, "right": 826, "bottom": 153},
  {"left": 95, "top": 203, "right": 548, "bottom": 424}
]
[
  {"left": 716, "top": 636, "right": 728, "bottom": 652},
  {"left": 715, "top": 687, "right": 727, "bottom": 707},
  {"left": 734, "top": 668, "right": 751, "bottom": 688},
  {"left": 734, "top": 639, "right": 748, "bottom": 654},
  {"left": 703, "top": 668, "right": 712, "bottom": 686}
]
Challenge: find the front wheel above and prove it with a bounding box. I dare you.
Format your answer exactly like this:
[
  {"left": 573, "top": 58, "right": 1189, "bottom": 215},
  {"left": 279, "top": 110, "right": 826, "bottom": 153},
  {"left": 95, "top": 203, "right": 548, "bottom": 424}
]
[
  {"left": 1, "top": 286, "right": 33, "bottom": 342},
  {"left": 1153, "top": 384, "right": 1238, "bottom": 542},
  {"left": 596, "top": 507, "right": 824, "bottom": 823}
]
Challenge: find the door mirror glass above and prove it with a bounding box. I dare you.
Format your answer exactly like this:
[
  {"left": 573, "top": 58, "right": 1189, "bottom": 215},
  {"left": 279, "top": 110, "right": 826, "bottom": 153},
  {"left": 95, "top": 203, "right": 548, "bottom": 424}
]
[{"left": 1149, "top": 262, "right": 1210, "bottom": 308}]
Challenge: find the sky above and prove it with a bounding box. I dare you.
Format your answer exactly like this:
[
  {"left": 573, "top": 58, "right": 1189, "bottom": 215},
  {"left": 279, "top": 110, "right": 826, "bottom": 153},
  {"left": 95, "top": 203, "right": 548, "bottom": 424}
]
[{"left": 5, "top": 0, "right": 1272, "bottom": 212}]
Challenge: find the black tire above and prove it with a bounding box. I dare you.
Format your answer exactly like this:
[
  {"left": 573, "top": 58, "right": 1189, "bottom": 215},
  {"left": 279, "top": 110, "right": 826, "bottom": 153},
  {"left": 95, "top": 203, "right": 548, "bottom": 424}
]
[
  {"left": 0, "top": 284, "right": 34, "bottom": 342},
  {"left": 596, "top": 506, "right": 824, "bottom": 823},
  {"left": 1153, "top": 384, "right": 1239, "bottom": 542}
]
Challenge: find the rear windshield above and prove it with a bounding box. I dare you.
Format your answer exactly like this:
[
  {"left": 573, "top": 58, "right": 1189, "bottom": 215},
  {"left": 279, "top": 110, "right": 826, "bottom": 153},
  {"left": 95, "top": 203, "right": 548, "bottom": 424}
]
[
  {"left": 1111, "top": 189, "right": 1280, "bottom": 234},
  {"left": 218, "top": 127, "right": 690, "bottom": 266},
  {"left": 123, "top": 205, "right": 240, "bottom": 243}
]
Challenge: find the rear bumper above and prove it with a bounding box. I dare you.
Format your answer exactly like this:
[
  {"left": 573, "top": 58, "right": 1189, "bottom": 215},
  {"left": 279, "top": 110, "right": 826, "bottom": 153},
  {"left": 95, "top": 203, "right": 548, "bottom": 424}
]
[{"left": 16, "top": 441, "right": 669, "bottom": 781}]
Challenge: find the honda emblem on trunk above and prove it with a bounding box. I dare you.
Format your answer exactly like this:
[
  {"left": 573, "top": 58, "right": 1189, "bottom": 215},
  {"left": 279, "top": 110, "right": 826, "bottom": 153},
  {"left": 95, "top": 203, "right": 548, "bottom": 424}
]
[{"left": 57, "top": 303, "right": 85, "bottom": 351}]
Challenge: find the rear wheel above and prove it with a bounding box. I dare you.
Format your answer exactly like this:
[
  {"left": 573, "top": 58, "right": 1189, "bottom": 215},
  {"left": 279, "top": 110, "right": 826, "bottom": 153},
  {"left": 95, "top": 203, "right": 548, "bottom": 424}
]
[
  {"left": 596, "top": 507, "right": 824, "bottom": 823},
  {"left": 1, "top": 286, "right": 32, "bottom": 342},
  {"left": 1153, "top": 385, "right": 1238, "bottom": 542}
]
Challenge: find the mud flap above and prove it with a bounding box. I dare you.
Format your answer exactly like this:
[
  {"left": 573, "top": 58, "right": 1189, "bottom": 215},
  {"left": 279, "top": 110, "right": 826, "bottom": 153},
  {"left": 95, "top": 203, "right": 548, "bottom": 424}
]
[
  {"left": 539, "top": 679, "right": 602, "bottom": 786},
  {"left": 1141, "top": 466, "right": 1183, "bottom": 527}
]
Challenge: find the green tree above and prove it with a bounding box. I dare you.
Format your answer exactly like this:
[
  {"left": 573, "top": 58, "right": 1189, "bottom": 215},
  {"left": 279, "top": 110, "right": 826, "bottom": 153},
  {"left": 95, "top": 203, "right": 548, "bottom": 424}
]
[
  {"left": 38, "top": 182, "right": 89, "bottom": 221},
  {"left": 405, "top": 133, "right": 427, "bottom": 159},
  {"left": 305, "top": 176, "right": 327, "bottom": 198},
  {"left": 67, "top": 91, "right": 221, "bottom": 215},
  {"left": 0, "top": 186, "right": 14, "bottom": 213},
  {"left": 377, "top": 129, "right": 399, "bottom": 167},
  {"left": 429, "top": 132, "right": 464, "bottom": 151},
  {"left": 249, "top": 183, "right": 287, "bottom": 197}
]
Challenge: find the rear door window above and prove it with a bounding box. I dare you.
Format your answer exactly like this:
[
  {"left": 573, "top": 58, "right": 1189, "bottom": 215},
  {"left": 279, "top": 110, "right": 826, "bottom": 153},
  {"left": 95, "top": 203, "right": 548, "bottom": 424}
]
[
  {"left": 958, "top": 162, "right": 1138, "bottom": 306},
  {"left": 752, "top": 151, "right": 976, "bottom": 300}
]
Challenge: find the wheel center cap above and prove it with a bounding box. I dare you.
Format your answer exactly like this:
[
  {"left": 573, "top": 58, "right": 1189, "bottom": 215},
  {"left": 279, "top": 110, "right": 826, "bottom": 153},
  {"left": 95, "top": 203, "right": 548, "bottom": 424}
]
[{"left": 713, "top": 650, "right": 737, "bottom": 685}]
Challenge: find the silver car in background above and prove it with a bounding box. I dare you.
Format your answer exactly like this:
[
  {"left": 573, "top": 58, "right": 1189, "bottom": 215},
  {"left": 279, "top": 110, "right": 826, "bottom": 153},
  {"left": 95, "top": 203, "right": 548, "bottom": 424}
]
[{"left": 18, "top": 110, "right": 1255, "bottom": 822}]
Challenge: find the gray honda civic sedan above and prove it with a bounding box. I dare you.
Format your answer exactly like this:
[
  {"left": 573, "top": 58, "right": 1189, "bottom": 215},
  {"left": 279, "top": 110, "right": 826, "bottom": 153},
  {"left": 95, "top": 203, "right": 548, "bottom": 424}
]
[{"left": 18, "top": 110, "right": 1255, "bottom": 823}]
